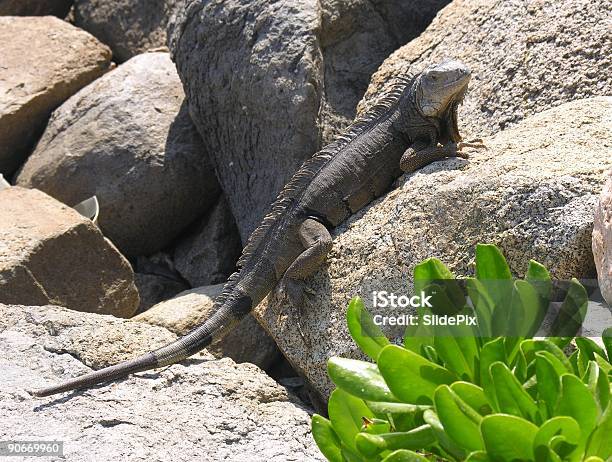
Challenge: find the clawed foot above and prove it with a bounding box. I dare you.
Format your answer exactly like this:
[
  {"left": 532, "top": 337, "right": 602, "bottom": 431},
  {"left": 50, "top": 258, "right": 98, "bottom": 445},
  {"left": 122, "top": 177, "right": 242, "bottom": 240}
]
[
  {"left": 276, "top": 278, "right": 313, "bottom": 347},
  {"left": 447, "top": 138, "right": 487, "bottom": 160},
  {"left": 458, "top": 138, "right": 487, "bottom": 152}
]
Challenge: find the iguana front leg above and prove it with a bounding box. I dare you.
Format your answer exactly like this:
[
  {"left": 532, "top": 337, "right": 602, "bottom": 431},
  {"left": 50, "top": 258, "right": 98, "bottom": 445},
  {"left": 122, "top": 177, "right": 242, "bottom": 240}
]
[{"left": 400, "top": 141, "right": 471, "bottom": 173}]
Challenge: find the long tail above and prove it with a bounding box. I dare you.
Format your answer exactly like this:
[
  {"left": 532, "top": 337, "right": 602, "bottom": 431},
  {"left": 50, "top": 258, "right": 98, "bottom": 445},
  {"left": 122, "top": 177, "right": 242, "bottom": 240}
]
[{"left": 31, "top": 294, "right": 252, "bottom": 397}]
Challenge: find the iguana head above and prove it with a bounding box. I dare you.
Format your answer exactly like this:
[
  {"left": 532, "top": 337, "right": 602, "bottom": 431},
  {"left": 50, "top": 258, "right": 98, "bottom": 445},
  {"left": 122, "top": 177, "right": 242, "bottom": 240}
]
[{"left": 415, "top": 59, "right": 471, "bottom": 143}]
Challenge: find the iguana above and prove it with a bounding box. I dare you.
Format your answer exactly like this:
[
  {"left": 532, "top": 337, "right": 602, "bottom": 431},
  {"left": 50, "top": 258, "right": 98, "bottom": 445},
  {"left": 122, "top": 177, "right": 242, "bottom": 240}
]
[{"left": 32, "top": 59, "right": 474, "bottom": 397}]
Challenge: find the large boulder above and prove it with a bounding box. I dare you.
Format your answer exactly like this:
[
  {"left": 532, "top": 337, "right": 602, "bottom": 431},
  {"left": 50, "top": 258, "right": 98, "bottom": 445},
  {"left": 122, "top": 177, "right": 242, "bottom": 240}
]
[
  {"left": 133, "top": 273, "right": 189, "bottom": 313},
  {"left": 0, "top": 187, "right": 139, "bottom": 317},
  {"left": 360, "top": 0, "right": 611, "bottom": 139},
  {"left": 134, "top": 285, "right": 279, "bottom": 369},
  {"left": 133, "top": 251, "right": 189, "bottom": 313},
  {"left": 169, "top": 0, "right": 450, "bottom": 241},
  {"left": 0, "top": 304, "right": 324, "bottom": 461},
  {"left": 173, "top": 195, "right": 242, "bottom": 287},
  {"left": 0, "top": 16, "right": 111, "bottom": 175},
  {"left": 16, "top": 53, "right": 220, "bottom": 257},
  {"left": 74, "top": 0, "right": 178, "bottom": 62},
  {"left": 593, "top": 174, "right": 612, "bottom": 305},
  {"left": 0, "top": 0, "right": 73, "bottom": 16},
  {"left": 254, "top": 97, "right": 612, "bottom": 400}
]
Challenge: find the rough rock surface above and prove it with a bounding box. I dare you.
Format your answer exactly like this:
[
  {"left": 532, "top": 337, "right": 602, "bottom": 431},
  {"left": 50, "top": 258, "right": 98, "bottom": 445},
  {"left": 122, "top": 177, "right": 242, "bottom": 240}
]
[
  {"left": 74, "top": 0, "right": 177, "bottom": 62},
  {"left": 360, "top": 0, "right": 612, "bottom": 139},
  {"left": 0, "top": 304, "right": 324, "bottom": 462},
  {"left": 254, "top": 97, "right": 612, "bottom": 399},
  {"left": 134, "top": 273, "right": 188, "bottom": 313},
  {"left": 134, "top": 285, "right": 279, "bottom": 369},
  {"left": 133, "top": 252, "right": 189, "bottom": 313},
  {"left": 170, "top": 0, "right": 450, "bottom": 240},
  {"left": 0, "top": 187, "right": 139, "bottom": 317},
  {"left": 174, "top": 195, "right": 242, "bottom": 287},
  {"left": 593, "top": 174, "right": 612, "bottom": 305},
  {"left": 0, "top": 0, "right": 73, "bottom": 16},
  {"left": 0, "top": 16, "right": 111, "bottom": 175},
  {"left": 16, "top": 53, "right": 220, "bottom": 257}
]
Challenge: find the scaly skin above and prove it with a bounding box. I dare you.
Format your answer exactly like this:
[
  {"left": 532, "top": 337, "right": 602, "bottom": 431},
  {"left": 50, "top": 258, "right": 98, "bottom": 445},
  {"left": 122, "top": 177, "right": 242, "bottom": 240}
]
[{"left": 32, "top": 59, "right": 472, "bottom": 397}]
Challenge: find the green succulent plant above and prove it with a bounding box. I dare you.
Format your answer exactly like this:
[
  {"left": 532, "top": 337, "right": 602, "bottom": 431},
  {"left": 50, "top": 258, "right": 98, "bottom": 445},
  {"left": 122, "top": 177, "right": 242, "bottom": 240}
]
[{"left": 312, "top": 244, "right": 612, "bottom": 462}]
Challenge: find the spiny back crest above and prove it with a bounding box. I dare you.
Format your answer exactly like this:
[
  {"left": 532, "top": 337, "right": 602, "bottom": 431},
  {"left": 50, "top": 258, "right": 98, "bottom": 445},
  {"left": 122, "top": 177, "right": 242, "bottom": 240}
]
[{"left": 234, "top": 75, "right": 416, "bottom": 272}]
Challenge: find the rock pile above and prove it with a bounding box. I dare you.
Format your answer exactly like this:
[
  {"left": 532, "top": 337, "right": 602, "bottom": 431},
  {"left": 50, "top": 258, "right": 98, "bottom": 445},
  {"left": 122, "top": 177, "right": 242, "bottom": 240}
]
[{"left": 2, "top": 0, "right": 610, "bottom": 457}]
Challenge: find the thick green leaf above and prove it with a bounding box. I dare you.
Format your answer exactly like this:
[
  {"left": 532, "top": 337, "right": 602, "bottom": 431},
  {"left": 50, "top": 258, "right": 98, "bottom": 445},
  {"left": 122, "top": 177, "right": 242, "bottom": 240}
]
[
  {"left": 526, "top": 259, "right": 552, "bottom": 299},
  {"left": 535, "top": 352, "right": 562, "bottom": 417},
  {"left": 465, "top": 451, "right": 492, "bottom": 461},
  {"left": 311, "top": 415, "right": 343, "bottom": 462},
  {"left": 584, "top": 360, "right": 610, "bottom": 413},
  {"left": 514, "top": 279, "right": 544, "bottom": 337},
  {"left": 481, "top": 414, "right": 538, "bottom": 461},
  {"left": 479, "top": 338, "right": 506, "bottom": 410},
  {"left": 451, "top": 382, "right": 492, "bottom": 416},
  {"left": 466, "top": 277, "right": 494, "bottom": 337},
  {"left": 555, "top": 374, "right": 598, "bottom": 448},
  {"left": 365, "top": 401, "right": 430, "bottom": 415},
  {"left": 475, "top": 244, "right": 513, "bottom": 280},
  {"left": 423, "top": 409, "right": 466, "bottom": 460},
  {"left": 489, "top": 362, "right": 540, "bottom": 422},
  {"left": 521, "top": 339, "right": 572, "bottom": 373},
  {"left": 355, "top": 425, "right": 435, "bottom": 457},
  {"left": 328, "top": 357, "right": 398, "bottom": 403},
  {"left": 347, "top": 297, "right": 390, "bottom": 361},
  {"left": 380, "top": 450, "right": 430, "bottom": 462},
  {"left": 549, "top": 279, "right": 588, "bottom": 338},
  {"left": 585, "top": 401, "right": 612, "bottom": 459},
  {"left": 434, "top": 334, "right": 480, "bottom": 382},
  {"left": 413, "top": 258, "right": 462, "bottom": 306},
  {"left": 576, "top": 338, "right": 608, "bottom": 375},
  {"left": 341, "top": 446, "right": 364, "bottom": 462},
  {"left": 328, "top": 388, "right": 374, "bottom": 453},
  {"left": 434, "top": 385, "right": 483, "bottom": 451},
  {"left": 476, "top": 245, "right": 514, "bottom": 337},
  {"left": 533, "top": 416, "right": 580, "bottom": 462},
  {"left": 377, "top": 345, "right": 455, "bottom": 404},
  {"left": 525, "top": 260, "right": 552, "bottom": 336},
  {"left": 594, "top": 353, "right": 612, "bottom": 376}
]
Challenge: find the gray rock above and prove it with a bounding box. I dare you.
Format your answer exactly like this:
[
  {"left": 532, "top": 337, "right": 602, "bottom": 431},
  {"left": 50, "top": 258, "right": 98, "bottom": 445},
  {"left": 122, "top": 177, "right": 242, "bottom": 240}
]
[
  {"left": 593, "top": 173, "right": 612, "bottom": 305},
  {"left": 169, "top": 0, "right": 450, "bottom": 241},
  {"left": 0, "top": 304, "right": 324, "bottom": 461},
  {"left": 0, "top": 187, "right": 139, "bottom": 318},
  {"left": 133, "top": 273, "right": 188, "bottom": 314},
  {"left": 134, "top": 285, "right": 280, "bottom": 369},
  {"left": 0, "top": 0, "right": 73, "bottom": 17},
  {"left": 360, "top": 0, "right": 612, "bottom": 139},
  {"left": 16, "top": 52, "right": 220, "bottom": 257},
  {"left": 74, "top": 0, "right": 178, "bottom": 62},
  {"left": 254, "top": 97, "right": 612, "bottom": 400},
  {"left": 0, "top": 16, "right": 111, "bottom": 175},
  {"left": 133, "top": 251, "right": 189, "bottom": 313},
  {"left": 174, "top": 195, "right": 242, "bottom": 287}
]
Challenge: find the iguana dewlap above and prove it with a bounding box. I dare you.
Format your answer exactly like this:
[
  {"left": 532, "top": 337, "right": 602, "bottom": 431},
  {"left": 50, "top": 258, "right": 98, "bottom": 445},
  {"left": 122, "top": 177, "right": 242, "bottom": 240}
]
[{"left": 32, "top": 59, "right": 472, "bottom": 397}]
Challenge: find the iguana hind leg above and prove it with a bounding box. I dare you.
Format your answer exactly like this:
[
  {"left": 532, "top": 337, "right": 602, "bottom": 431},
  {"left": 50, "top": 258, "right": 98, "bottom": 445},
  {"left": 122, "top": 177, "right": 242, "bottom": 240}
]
[
  {"left": 278, "top": 218, "right": 332, "bottom": 304},
  {"left": 277, "top": 218, "right": 332, "bottom": 343}
]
